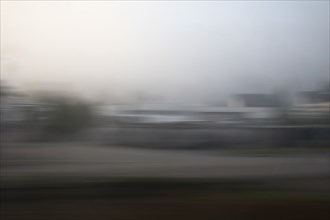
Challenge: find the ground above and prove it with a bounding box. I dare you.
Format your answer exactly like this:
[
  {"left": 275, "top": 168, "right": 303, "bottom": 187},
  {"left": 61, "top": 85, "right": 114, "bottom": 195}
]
[{"left": 1, "top": 142, "right": 329, "bottom": 220}]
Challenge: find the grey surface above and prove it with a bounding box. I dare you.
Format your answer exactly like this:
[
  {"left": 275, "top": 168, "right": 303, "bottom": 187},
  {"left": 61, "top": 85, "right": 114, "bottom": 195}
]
[{"left": 1, "top": 142, "right": 329, "bottom": 180}]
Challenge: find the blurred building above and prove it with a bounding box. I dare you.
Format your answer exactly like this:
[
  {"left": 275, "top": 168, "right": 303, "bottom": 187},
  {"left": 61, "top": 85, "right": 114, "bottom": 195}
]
[
  {"left": 295, "top": 91, "right": 330, "bottom": 105},
  {"left": 228, "top": 94, "right": 280, "bottom": 108}
]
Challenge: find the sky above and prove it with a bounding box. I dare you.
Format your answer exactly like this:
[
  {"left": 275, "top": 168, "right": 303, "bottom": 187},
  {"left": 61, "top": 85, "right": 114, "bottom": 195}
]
[{"left": 1, "top": 1, "right": 329, "bottom": 103}]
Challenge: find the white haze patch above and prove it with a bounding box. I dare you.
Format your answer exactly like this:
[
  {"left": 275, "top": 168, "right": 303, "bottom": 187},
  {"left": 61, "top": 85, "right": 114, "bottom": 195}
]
[{"left": 1, "top": 1, "right": 329, "bottom": 103}]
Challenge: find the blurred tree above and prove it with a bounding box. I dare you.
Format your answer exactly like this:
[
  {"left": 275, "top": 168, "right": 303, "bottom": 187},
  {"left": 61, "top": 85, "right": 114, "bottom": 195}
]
[
  {"left": 38, "top": 95, "right": 93, "bottom": 135},
  {"left": 0, "top": 80, "right": 11, "bottom": 97}
]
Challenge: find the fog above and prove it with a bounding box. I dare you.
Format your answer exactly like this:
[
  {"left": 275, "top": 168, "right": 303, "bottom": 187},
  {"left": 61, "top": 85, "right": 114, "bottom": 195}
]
[{"left": 1, "top": 1, "right": 329, "bottom": 103}]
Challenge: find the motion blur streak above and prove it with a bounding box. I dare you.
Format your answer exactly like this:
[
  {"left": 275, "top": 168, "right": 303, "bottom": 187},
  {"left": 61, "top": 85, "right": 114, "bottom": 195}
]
[{"left": 1, "top": 1, "right": 329, "bottom": 220}]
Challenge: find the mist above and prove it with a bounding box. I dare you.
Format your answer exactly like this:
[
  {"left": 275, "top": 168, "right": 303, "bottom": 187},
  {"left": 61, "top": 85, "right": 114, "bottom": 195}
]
[{"left": 1, "top": 1, "right": 329, "bottom": 103}]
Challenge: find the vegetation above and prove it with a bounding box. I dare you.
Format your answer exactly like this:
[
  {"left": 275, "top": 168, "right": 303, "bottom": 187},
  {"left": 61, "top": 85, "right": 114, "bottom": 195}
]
[{"left": 37, "top": 94, "right": 93, "bottom": 136}]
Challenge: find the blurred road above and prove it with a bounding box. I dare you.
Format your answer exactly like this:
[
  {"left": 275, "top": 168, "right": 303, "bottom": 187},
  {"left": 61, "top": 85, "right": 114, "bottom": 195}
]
[{"left": 1, "top": 142, "right": 329, "bottom": 181}]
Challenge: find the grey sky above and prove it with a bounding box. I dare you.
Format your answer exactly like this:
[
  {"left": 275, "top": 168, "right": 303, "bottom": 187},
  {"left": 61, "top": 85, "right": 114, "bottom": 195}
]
[{"left": 1, "top": 1, "right": 329, "bottom": 103}]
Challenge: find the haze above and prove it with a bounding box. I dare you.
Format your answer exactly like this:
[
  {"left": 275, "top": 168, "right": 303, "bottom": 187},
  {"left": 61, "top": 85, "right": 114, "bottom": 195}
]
[{"left": 1, "top": 1, "right": 329, "bottom": 103}]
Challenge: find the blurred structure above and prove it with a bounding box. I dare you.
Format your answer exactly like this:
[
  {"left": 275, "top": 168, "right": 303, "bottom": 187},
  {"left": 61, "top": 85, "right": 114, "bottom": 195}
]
[
  {"left": 228, "top": 94, "right": 280, "bottom": 108},
  {"left": 295, "top": 91, "right": 330, "bottom": 105},
  {"left": 1, "top": 78, "right": 329, "bottom": 148},
  {"left": 94, "top": 87, "right": 329, "bottom": 149}
]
